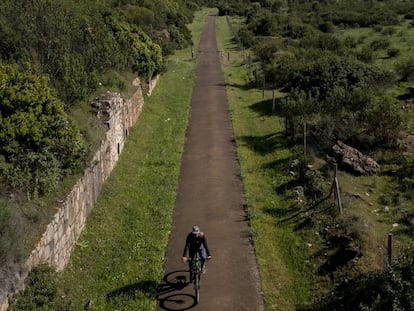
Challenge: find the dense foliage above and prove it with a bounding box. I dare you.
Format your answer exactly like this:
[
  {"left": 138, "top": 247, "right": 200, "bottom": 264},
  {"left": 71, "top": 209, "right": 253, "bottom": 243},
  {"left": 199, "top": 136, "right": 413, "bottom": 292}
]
[
  {"left": 8, "top": 265, "right": 72, "bottom": 311},
  {"left": 0, "top": 64, "right": 85, "bottom": 197},
  {"left": 218, "top": 0, "right": 414, "bottom": 309},
  {"left": 228, "top": 0, "right": 413, "bottom": 152},
  {"left": 0, "top": 0, "right": 201, "bottom": 298},
  {"left": 299, "top": 248, "right": 414, "bottom": 311},
  {"left": 0, "top": 0, "right": 196, "bottom": 105},
  {"left": 0, "top": 0, "right": 200, "bottom": 195}
]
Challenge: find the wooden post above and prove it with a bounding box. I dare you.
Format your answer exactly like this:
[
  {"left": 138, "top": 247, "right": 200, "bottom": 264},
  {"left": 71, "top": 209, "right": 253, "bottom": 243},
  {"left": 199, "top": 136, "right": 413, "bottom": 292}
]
[
  {"left": 334, "top": 177, "right": 343, "bottom": 215},
  {"left": 272, "top": 90, "right": 276, "bottom": 114},
  {"left": 387, "top": 233, "right": 393, "bottom": 265},
  {"left": 262, "top": 76, "right": 265, "bottom": 99},
  {"left": 333, "top": 164, "right": 343, "bottom": 215},
  {"left": 228, "top": 51, "right": 230, "bottom": 61},
  {"left": 303, "top": 122, "right": 307, "bottom": 157}
]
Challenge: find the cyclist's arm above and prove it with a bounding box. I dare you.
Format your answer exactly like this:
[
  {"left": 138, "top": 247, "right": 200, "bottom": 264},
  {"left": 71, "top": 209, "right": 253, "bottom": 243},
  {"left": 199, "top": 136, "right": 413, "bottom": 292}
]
[
  {"left": 202, "top": 235, "right": 212, "bottom": 257},
  {"left": 182, "top": 234, "right": 191, "bottom": 257}
]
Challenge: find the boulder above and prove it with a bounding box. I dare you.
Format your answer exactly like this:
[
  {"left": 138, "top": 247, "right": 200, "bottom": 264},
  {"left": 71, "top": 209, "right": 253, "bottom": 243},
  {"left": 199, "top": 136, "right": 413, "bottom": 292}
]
[
  {"left": 90, "top": 91, "right": 123, "bottom": 120},
  {"left": 331, "top": 140, "right": 380, "bottom": 175}
]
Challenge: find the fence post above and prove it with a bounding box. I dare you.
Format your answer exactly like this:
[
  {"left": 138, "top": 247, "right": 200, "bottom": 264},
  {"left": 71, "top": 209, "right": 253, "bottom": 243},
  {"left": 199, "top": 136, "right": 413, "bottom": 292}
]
[
  {"left": 387, "top": 232, "right": 393, "bottom": 265},
  {"left": 333, "top": 164, "right": 343, "bottom": 215},
  {"left": 262, "top": 76, "right": 265, "bottom": 99}
]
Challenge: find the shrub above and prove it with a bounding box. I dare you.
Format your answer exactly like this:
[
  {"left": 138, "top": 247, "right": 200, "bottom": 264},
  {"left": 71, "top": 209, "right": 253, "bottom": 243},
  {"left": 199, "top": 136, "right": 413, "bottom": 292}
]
[
  {"left": 370, "top": 38, "right": 391, "bottom": 51},
  {"left": 0, "top": 64, "right": 85, "bottom": 197},
  {"left": 319, "top": 21, "right": 336, "bottom": 34},
  {"left": 381, "top": 27, "right": 396, "bottom": 36},
  {"left": 9, "top": 265, "right": 60, "bottom": 311},
  {"left": 395, "top": 56, "right": 414, "bottom": 81},
  {"left": 238, "top": 27, "right": 257, "bottom": 48},
  {"left": 282, "top": 22, "right": 315, "bottom": 39},
  {"left": 387, "top": 47, "right": 400, "bottom": 58},
  {"left": 357, "top": 45, "right": 374, "bottom": 63}
]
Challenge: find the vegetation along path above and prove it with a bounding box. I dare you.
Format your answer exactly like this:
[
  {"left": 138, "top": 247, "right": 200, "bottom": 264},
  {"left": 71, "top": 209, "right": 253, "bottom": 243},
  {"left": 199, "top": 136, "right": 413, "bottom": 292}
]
[{"left": 157, "top": 12, "right": 264, "bottom": 311}]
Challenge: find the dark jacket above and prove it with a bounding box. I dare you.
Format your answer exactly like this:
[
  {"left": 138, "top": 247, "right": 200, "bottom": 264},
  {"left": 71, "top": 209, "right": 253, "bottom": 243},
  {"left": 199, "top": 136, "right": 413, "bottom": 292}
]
[{"left": 182, "top": 232, "right": 211, "bottom": 257}]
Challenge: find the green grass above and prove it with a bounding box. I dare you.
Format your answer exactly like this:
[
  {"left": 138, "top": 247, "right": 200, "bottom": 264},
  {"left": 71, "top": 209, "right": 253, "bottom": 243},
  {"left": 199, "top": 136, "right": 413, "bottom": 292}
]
[
  {"left": 216, "top": 14, "right": 414, "bottom": 311},
  {"left": 11, "top": 8, "right": 414, "bottom": 311},
  {"left": 46, "top": 8, "right": 213, "bottom": 310},
  {"left": 216, "top": 16, "right": 313, "bottom": 310}
]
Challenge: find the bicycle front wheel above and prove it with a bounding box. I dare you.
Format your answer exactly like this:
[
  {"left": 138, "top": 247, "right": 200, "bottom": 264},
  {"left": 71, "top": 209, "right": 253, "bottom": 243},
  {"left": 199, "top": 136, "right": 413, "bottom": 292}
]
[{"left": 194, "top": 273, "right": 200, "bottom": 304}]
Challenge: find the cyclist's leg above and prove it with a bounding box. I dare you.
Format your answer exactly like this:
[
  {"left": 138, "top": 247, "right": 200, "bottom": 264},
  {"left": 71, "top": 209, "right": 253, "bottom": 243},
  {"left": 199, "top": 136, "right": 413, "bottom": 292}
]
[
  {"left": 200, "top": 248, "right": 207, "bottom": 273},
  {"left": 189, "top": 250, "right": 196, "bottom": 280}
]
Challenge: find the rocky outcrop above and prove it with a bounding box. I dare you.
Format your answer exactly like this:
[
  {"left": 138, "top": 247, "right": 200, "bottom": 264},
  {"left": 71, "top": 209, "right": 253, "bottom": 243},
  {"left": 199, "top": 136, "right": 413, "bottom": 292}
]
[{"left": 331, "top": 140, "right": 380, "bottom": 175}]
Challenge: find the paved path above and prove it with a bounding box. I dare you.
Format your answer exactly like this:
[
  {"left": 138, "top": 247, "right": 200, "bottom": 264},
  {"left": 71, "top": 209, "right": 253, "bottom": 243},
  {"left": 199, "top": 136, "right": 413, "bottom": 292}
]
[{"left": 157, "top": 13, "right": 264, "bottom": 311}]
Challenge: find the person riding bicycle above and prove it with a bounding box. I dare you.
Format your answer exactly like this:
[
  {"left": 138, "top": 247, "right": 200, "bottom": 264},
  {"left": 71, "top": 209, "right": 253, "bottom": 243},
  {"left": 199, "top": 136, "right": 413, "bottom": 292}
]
[{"left": 181, "top": 225, "right": 212, "bottom": 274}]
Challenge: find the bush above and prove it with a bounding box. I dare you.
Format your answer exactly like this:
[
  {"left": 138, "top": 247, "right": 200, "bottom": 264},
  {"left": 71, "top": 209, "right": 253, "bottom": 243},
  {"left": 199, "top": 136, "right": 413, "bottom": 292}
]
[
  {"left": 282, "top": 22, "right": 315, "bottom": 39},
  {"left": 238, "top": 27, "right": 257, "bottom": 48},
  {"left": 370, "top": 38, "right": 391, "bottom": 51},
  {"left": 387, "top": 47, "right": 400, "bottom": 58},
  {"left": 381, "top": 27, "right": 396, "bottom": 36},
  {"left": 357, "top": 45, "right": 374, "bottom": 63},
  {"left": 0, "top": 64, "right": 85, "bottom": 197},
  {"left": 300, "top": 33, "right": 343, "bottom": 51},
  {"left": 319, "top": 21, "right": 336, "bottom": 33},
  {"left": 9, "top": 265, "right": 59, "bottom": 311},
  {"left": 395, "top": 56, "right": 414, "bottom": 81}
]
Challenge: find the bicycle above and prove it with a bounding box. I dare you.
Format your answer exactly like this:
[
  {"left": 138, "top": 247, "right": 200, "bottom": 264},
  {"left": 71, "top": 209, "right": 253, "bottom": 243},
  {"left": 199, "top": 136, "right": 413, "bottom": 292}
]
[{"left": 189, "top": 252, "right": 202, "bottom": 304}]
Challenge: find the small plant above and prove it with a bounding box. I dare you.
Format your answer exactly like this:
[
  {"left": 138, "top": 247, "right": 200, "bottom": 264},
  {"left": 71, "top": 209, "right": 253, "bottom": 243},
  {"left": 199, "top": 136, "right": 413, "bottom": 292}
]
[{"left": 9, "top": 265, "right": 61, "bottom": 311}]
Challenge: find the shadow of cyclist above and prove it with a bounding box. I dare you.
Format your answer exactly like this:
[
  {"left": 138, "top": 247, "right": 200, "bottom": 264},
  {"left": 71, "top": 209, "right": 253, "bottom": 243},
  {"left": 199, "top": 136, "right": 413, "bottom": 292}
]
[{"left": 157, "top": 269, "right": 198, "bottom": 310}]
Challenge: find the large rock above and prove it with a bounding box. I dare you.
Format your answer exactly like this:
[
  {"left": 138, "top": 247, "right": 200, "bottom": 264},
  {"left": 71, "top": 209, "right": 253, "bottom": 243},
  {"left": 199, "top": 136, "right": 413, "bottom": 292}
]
[
  {"left": 90, "top": 91, "right": 123, "bottom": 121},
  {"left": 331, "top": 140, "right": 380, "bottom": 175}
]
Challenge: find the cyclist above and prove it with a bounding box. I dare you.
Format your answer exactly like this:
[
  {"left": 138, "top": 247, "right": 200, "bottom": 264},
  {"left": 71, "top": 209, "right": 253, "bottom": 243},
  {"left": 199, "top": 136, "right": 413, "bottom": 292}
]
[{"left": 181, "top": 225, "right": 212, "bottom": 274}]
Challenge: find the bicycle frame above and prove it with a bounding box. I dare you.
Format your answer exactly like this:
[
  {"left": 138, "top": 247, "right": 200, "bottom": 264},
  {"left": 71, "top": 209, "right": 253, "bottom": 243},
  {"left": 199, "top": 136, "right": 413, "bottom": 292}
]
[{"left": 190, "top": 252, "right": 202, "bottom": 304}]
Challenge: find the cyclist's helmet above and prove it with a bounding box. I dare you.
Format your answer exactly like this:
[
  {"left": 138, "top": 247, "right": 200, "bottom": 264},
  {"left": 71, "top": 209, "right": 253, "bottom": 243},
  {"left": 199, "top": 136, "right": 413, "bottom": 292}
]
[{"left": 192, "top": 225, "right": 200, "bottom": 234}]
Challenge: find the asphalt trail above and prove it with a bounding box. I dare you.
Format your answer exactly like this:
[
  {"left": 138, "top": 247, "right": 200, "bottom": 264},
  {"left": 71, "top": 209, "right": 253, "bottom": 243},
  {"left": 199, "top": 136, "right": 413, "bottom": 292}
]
[{"left": 157, "top": 13, "right": 264, "bottom": 311}]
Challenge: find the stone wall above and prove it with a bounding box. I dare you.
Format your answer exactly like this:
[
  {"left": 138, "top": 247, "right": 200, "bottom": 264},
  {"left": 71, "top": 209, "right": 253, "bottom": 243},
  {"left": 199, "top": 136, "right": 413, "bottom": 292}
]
[{"left": 0, "top": 77, "right": 157, "bottom": 310}]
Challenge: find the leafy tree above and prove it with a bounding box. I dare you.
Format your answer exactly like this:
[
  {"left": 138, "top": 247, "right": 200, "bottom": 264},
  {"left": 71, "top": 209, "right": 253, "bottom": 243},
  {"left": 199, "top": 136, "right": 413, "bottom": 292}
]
[
  {"left": 0, "top": 64, "right": 85, "bottom": 197},
  {"left": 395, "top": 56, "right": 414, "bottom": 81},
  {"left": 279, "top": 88, "right": 321, "bottom": 140},
  {"left": 247, "top": 9, "right": 278, "bottom": 36},
  {"left": 362, "top": 95, "right": 402, "bottom": 145},
  {"left": 108, "top": 19, "right": 164, "bottom": 79},
  {"left": 253, "top": 38, "right": 284, "bottom": 65},
  {"left": 0, "top": 0, "right": 193, "bottom": 106}
]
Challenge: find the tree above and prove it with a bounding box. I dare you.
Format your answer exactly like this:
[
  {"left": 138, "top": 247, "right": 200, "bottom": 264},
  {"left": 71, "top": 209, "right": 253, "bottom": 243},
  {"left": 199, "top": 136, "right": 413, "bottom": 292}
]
[
  {"left": 0, "top": 64, "right": 85, "bottom": 197},
  {"left": 363, "top": 95, "right": 402, "bottom": 145}
]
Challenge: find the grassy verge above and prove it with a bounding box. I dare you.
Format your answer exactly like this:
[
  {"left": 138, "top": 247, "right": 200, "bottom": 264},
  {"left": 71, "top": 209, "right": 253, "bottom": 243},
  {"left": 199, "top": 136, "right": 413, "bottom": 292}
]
[
  {"left": 57, "top": 56, "right": 193, "bottom": 310},
  {"left": 9, "top": 8, "right": 212, "bottom": 311},
  {"left": 216, "top": 16, "right": 313, "bottom": 310}
]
